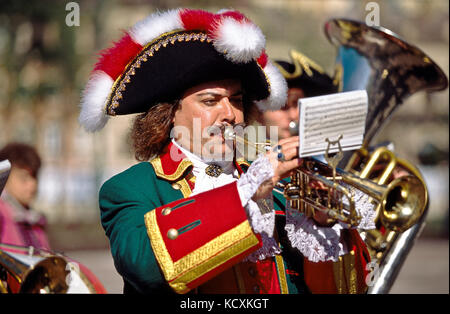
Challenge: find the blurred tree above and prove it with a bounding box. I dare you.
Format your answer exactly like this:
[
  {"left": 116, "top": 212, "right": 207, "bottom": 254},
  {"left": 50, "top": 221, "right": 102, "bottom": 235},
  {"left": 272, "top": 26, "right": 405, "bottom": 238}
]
[
  {"left": 0, "top": 0, "right": 108, "bottom": 220},
  {"left": 0, "top": 1, "right": 73, "bottom": 140}
]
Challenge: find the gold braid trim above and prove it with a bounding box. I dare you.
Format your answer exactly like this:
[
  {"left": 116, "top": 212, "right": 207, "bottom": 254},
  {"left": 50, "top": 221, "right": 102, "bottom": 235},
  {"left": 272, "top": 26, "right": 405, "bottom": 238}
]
[
  {"left": 170, "top": 228, "right": 259, "bottom": 293},
  {"left": 176, "top": 178, "right": 192, "bottom": 198},
  {"left": 275, "top": 255, "right": 289, "bottom": 294},
  {"left": 332, "top": 250, "right": 358, "bottom": 294},
  {"left": 343, "top": 250, "right": 357, "bottom": 294},
  {"left": 145, "top": 210, "right": 175, "bottom": 280},
  {"left": 149, "top": 156, "right": 193, "bottom": 182},
  {"left": 145, "top": 210, "right": 259, "bottom": 294},
  {"left": 275, "top": 49, "right": 326, "bottom": 80},
  {"left": 332, "top": 256, "right": 345, "bottom": 294},
  {"left": 236, "top": 158, "right": 250, "bottom": 168}
]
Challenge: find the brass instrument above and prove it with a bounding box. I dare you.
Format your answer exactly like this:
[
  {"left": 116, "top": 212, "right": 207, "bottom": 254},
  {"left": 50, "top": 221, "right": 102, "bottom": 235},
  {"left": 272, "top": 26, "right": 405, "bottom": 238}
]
[
  {"left": 346, "top": 146, "right": 428, "bottom": 233},
  {"left": 227, "top": 17, "right": 446, "bottom": 293},
  {"left": 0, "top": 243, "right": 107, "bottom": 293},
  {"left": 345, "top": 146, "right": 429, "bottom": 293},
  {"left": 224, "top": 128, "right": 425, "bottom": 230},
  {"left": 285, "top": 155, "right": 426, "bottom": 229},
  {"left": 228, "top": 17, "right": 447, "bottom": 293},
  {"left": 0, "top": 244, "right": 69, "bottom": 293},
  {"left": 324, "top": 19, "right": 448, "bottom": 293}
]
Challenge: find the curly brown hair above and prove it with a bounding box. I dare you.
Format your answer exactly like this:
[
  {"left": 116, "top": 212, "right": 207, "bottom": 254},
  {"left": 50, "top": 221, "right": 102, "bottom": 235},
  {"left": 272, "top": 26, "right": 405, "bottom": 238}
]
[
  {"left": 130, "top": 101, "right": 180, "bottom": 161},
  {"left": 130, "top": 98, "right": 258, "bottom": 161}
]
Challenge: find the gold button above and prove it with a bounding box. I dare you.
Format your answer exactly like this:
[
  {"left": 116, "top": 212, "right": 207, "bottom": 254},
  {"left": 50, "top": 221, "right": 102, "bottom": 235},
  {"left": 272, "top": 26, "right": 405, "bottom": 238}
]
[
  {"left": 167, "top": 228, "right": 178, "bottom": 240},
  {"left": 172, "top": 183, "right": 181, "bottom": 190},
  {"left": 161, "top": 207, "right": 171, "bottom": 216}
]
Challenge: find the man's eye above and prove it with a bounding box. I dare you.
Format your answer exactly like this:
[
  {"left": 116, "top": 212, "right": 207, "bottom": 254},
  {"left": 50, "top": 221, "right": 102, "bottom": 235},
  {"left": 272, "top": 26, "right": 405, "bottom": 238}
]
[{"left": 203, "top": 99, "right": 217, "bottom": 106}]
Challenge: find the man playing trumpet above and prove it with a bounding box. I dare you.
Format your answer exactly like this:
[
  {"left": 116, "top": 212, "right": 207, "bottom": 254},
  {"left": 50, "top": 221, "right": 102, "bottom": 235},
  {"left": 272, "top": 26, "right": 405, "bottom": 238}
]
[{"left": 79, "top": 8, "right": 374, "bottom": 294}]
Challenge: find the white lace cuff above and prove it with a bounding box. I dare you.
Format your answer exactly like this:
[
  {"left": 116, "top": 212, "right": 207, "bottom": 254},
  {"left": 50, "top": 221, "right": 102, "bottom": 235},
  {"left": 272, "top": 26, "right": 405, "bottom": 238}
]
[
  {"left": 243, "top": 232, "right": 281, "bottom": 263},
  {"left": 343, "top": 184, "right": 377, "bottom": 230},
  {"left": 248, "top": 198, "right": 275, "bottom": 234},
  {"left": 236, "top": 155, "right": 280, "bottom": 261},
  {"left": 241, "top": 195, "right": 280, "bottom": 262},
  {"left": 285, "top": 208, "right": 347, "bottom": 262},
  {"left": 236, "top": 154, "right": 274, "bottom": 207}
]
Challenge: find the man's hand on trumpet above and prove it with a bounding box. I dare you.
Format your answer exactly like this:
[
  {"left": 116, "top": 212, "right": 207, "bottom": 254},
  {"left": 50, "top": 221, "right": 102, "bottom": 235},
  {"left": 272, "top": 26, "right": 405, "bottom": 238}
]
[
  {"left": 251, "top": 137, "right": 337, "bottom": 227},
  {"left": 252, "top": 136, "right": 302, "bottom": 201}
]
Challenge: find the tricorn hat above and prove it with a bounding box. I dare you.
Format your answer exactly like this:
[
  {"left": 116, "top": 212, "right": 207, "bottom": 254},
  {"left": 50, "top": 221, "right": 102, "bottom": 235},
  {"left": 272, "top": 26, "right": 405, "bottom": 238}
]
[
  {"left": 79, "top": 8, "right": 288, "bottom": 132},
  {"left": 274, "top": 50, "right": 338, "bottom": 97}
]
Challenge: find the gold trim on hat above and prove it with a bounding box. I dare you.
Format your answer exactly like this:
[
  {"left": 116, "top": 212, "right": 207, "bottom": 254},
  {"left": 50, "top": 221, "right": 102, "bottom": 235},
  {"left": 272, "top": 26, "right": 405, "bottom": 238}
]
[
  {"left": 105, "top": 31, "right": 210, "bottom": 116},
  {"left": 275, "top": 49, "right": 326, "bottom": 80}
]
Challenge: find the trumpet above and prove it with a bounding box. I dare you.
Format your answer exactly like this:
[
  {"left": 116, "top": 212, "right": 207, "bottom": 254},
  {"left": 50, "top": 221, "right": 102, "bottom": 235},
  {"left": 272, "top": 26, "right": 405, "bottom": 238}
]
[
  {"left": 282, "top": 155, "right": 426, "bottom": 229},
  {"left": 224, "top": 128, "right": 426, "bottom": 229},
  {"left": 346, "top": 146, "right": 428, "bottom": 233}
]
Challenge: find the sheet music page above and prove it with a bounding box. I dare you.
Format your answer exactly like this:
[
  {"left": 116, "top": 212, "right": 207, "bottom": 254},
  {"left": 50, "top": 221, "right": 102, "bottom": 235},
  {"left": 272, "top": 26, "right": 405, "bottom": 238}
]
[
  {"left": 298, "top": 90, "right": 368, "bottom": 157},
  {"left": 0, "top": 159, "right": 11, "bottom": 195}
]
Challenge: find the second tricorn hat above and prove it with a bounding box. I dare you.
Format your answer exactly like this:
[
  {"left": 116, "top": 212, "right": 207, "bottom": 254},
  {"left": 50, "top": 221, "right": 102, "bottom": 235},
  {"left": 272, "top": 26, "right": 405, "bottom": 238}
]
[{"left": 274, "top": 50, "right": 338, "bottom": 97}]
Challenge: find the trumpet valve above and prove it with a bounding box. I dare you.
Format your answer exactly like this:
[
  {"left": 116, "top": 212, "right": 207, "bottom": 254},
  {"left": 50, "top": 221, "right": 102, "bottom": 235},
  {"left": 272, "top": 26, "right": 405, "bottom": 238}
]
[{"left": 284, "top": 183, "right": 300, "bottom": 200}]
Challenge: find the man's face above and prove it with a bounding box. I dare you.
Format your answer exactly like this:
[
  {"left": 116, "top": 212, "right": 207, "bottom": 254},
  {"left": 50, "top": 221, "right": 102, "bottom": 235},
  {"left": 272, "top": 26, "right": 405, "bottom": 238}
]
[
  {"left": 262, "top": 87, "right": 304, "bottom": 139},
  {"left": 5, "top": 166, "right": 38, "bottom": 208},
  {"left": 172, "top": 79, "right": 244, "bottom": 160}
]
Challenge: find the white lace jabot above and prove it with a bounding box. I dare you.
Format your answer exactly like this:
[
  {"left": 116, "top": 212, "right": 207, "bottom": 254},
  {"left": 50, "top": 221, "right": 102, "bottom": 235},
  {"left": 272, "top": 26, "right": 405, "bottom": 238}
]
[{"left": 171, "top": 139, "right": 236, "bottom": 193}]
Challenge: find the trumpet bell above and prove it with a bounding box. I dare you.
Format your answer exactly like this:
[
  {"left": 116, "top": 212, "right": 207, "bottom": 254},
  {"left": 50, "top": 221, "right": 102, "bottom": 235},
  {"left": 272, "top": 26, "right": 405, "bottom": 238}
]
[
  {"left": 0, "top": 244, "right": 107, "bottom": 294},
  {"left": 382, "top": 175, "right": 427, "bottom": 233},
  {"left": 0, "top": 248, "right": 69, "bottom": 293},
  {"left": 19, "top": 256, "right": 69, "bottom": 293}
]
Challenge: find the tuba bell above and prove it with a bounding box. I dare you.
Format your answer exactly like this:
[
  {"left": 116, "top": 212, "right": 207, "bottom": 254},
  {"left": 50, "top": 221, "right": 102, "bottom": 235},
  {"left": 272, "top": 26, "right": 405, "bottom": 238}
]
[
  {"left": 324, "top": 18, "right": 448, "bottom": 293},
  {"left": 324, "top": 18, "right": 448, "bottom": 153}
]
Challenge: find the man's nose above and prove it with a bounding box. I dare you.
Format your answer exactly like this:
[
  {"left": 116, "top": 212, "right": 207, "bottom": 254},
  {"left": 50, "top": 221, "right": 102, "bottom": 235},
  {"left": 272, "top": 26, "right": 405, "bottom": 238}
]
[{"left": 219, "top": 98, "right": 236, "bottom": 123}]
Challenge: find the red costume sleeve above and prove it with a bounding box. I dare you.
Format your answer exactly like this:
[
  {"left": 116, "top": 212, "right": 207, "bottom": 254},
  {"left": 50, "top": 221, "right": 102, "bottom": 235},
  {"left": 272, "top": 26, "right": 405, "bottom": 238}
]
[{"left": 144, "top": 181, "right": 261, "bottom": 294}]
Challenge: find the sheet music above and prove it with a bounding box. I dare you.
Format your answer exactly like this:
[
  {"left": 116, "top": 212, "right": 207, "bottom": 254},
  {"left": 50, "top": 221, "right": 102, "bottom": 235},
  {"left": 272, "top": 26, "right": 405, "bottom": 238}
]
[
  {"left": 0, "top": 159, "right": 11, "bottom": 195},
  {"left": 298, "top": 90, "right": 368, "bottom": 157}
]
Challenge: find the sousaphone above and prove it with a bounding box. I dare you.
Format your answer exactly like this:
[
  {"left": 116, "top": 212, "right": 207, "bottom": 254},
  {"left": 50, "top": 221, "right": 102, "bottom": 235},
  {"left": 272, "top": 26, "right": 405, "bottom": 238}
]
[{"left": 324, "top": 18, "right": 448, "bottom": 293}]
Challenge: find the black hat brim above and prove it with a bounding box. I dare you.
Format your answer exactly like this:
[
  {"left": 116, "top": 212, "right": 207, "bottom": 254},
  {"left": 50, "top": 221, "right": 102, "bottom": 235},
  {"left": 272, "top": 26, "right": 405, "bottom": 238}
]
[{"left": 108, "top": 31, "right": 270, "bottom": 116}]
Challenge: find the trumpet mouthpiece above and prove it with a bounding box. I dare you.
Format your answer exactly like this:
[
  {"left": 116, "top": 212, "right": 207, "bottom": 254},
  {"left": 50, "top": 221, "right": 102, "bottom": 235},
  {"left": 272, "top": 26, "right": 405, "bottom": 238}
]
[
  {"left": 223, "top": 127, "right": 236, "bottom": 140},
  {"left": 289, "top": 120, "right": 299, "bottom": 136}
]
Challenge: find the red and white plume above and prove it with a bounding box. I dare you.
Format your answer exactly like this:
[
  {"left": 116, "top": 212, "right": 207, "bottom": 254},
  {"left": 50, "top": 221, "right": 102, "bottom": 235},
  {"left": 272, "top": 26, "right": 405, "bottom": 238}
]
[{"left": 79, "top": 8, "right": 287, "bottom": 132}]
